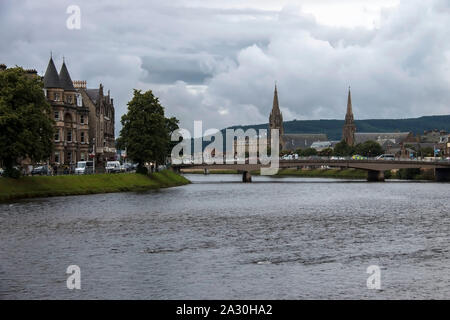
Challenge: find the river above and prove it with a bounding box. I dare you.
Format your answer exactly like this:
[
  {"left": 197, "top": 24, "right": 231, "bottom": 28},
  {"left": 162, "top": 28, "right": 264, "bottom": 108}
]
[{"left": 0, "top": 174, "right": 449, "bottom": 299}]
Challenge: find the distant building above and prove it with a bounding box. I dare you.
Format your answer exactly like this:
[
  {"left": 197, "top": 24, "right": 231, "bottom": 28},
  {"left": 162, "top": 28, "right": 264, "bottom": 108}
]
[
  {"left": 420, "top": 129, "right": 448, "bottom": 144},
  {"left": 268, "top": 85, "right": 328, "bottom": 151}
]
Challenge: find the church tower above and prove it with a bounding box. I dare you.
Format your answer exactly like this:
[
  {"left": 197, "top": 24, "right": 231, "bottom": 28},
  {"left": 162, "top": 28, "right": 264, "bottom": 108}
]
[
  {"left": 269, "top": 84, "right": 284, "bottom": 147},
  {"left": 342, "top": 87, "right": 356, "bottom": 146}
]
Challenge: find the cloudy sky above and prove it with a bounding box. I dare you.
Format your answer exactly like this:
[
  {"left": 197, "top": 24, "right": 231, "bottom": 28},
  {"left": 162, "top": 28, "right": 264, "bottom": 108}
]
[{"left": 1, "top": 0, "right": 450, "bottom": 135}]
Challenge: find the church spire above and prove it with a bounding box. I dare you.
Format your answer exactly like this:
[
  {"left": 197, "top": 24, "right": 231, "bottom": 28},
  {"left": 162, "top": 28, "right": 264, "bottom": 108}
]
[
  {"left": 345, "top": 86, "right": 354, "bottom": 123},
  {"left": 269, "top": 83, "right": 284, "bottom": 142},
  {"left": 272, "top": 83, "right": 280, "bottom": 112},
  {"left": 343, "top": 86, "right": 356, "bottom": 146}
]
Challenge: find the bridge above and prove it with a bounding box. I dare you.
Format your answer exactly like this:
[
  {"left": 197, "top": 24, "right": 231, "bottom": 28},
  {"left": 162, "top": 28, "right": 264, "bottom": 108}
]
[{"left": 173, "top": 158, "right": 450, "bottom": 182}]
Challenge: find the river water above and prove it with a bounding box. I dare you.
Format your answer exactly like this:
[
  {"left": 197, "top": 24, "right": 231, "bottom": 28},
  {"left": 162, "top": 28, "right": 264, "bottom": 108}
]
[{"left": 0, "top": 174, "right": 449, "bottom": 299}]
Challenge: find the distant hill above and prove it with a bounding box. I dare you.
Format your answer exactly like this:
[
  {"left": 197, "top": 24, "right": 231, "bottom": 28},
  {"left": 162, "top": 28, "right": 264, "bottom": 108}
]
[{"left": 225, "top": 115, "right": 450, "bottom": 141}]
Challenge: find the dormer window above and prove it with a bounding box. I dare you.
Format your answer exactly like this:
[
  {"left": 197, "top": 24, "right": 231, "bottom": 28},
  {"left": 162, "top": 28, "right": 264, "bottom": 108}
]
[
  {"left": 54, "top": 93, "right": 61, "bottom": 101},
  {"left": 67, "top": 95, "right": 73, "bottom": 104}
]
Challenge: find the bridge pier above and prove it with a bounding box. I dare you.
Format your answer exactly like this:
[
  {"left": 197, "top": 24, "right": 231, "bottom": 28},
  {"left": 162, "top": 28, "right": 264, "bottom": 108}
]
[
  {"left": 367, "top": 170, "right": 385, "bottom": 182},
  {"left": 242, "top": 171, "right": 252, "bottom": 183},
  {"left": 435, "top": 168, "right": 450, "bottom": 182}
]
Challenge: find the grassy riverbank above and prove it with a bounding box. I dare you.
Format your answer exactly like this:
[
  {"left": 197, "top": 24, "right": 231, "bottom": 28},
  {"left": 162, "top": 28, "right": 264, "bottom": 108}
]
[{"left": 0, "top": 170, "right": 190, "bottom": 202}]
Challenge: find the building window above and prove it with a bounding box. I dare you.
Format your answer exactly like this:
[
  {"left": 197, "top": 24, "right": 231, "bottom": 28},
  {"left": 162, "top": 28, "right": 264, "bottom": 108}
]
[
  {"left": 67, "top": 95, "right": 73, "bottom": 104},
  {"left": 54, "top": 130, "right": 60, "bottom": 142},
  {"left": 67, "top": 130, "right": 72, "bottom": 142},
  {"left": 67, "top": 151, "right": 72, "bottom": 164},
  {"left": 54, "top": 111, "right": 59, "bottom": 120},
  {"left": 81, "top": 132, "right": 85, "bottom": 143},
  {"left": 80, "top": 115, "right": 84, "bottom": 124},
  {"left": 76, "top": 94, "right": 82, "bottom": 107},
  {"left": 54, "top": 152, "right": 60, "bottom": 164},
  {"left": 80, "top": 152, "right": 86, "bottom": 161},
  {"left": 55, "top": 93, "right": 60, "bottom": 101}
]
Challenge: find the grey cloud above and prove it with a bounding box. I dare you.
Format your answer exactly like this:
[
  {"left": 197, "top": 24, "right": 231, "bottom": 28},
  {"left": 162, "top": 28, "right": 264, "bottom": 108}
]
[{"left": 1, "top": 0, "right": 450, "bottom": 136}]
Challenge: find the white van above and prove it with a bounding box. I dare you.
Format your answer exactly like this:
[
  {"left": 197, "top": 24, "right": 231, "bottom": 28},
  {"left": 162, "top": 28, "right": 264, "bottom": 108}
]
[
  {"left": 75, "top": 161, "right": 94, "bottom": 174},
  {"left": 376, "top": 154, "right": 395, "bottom": 160},
  {"left": 105, "top": 161, "right": 121, "bottom": 173}
]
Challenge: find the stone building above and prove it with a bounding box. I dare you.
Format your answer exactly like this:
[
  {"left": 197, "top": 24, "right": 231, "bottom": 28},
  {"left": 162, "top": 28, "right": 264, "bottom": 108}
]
[
  {"left": 268, "top": 85, "right": 328, "bottom": 152},
  {"left": 74, "top": 81, "right": 116, "bottom": 165},
  {"left": 43, "top": 57, "right": 90, "bottom": 166}
]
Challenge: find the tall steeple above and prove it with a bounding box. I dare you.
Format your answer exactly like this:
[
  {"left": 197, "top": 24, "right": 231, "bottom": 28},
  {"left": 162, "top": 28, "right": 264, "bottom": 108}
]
[
  {"left": 272, "top": 84, "right": 280, "bottom": 113},
  {"left": 43, "top": 56, "right": 61, "bottom": 88},
  {"left": 269, "top": 83, "right": 284, "bottom": 146},
  {"left": 343, "top": 87, "right": 356, "bottom": 146},
  {"left": 59, "top": 59, "right": 76, "bottom": 91}
]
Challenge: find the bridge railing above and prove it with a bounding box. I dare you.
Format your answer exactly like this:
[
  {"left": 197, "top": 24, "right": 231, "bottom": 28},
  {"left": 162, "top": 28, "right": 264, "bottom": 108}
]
[{"left": 172, "top": 155, "right": 450, "bottom": 165}]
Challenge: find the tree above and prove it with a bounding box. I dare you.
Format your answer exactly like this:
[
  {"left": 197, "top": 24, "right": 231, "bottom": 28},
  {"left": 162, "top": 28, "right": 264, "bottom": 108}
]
[
  {"left": 419, "top": 146, "right": 434, "bottom": 157},
  {"left": 0, "top": 67, "right": 54, "bottom": 178},
  {"left": 118, "top": 89, "right": 178, "bottom": 173},
  {"left": 354, "top": 140, "right": 384, "bottom": 157},
  {"left": 300, "top": 147, "right": 318, "bottom": 157},
  {"left": 333, "top": 140, "right": 354, "bottom": 156},
  {"left": 318, "top": 148, "right": 333, "bottom": 157}
]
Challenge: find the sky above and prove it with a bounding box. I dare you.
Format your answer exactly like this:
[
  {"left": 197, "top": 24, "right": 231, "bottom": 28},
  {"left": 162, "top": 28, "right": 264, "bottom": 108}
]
[{"left": 1, "top": 0, "right": 450, "bottom": 136}]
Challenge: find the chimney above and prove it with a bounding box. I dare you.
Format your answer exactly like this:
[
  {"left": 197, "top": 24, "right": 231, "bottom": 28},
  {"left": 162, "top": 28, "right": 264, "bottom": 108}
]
[{"left": 73, "top": 80, "right": 87, "bottom": 89}]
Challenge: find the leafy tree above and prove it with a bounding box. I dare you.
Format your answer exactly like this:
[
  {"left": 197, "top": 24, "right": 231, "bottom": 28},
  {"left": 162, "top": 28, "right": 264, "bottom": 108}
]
[
  {"left": 0, "top": 67, "right": 54, "bottom": 178},
  {"left": 354, "top": 140, "right": 384, "bottom": 157},
  {"left": 318, "top": 148, "right": 333, "bottom": 157},
  {"left": 333, "top": 140, "right": 354, "bottom": 156},
  {"left": 419, "top": 146, "right": 434, "bottom": 157},
  {"left": 118, "top": 89, "right": 178, "bottom": 173},
  {"left": 300, "top": 148, "right": 318, "bottom": 157}
]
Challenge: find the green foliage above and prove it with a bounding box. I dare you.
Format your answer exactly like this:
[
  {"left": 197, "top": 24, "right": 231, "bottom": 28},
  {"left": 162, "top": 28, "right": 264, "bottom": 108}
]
[
  {"left": 118, "top": 89, "right": 179, "bottom": 167},
  {"left": 299, "top": 148, "right": 318, "bottom": 157},
  {"left": 396, "top": 168, "right": 421, "bottom": 180},
  {"left": 318, "top": 148, "right": 333, "bottom": 156},
  {"left": 418, "top": 147, "right": 434, "bottom": 157},
  {"left": 384, "top": 170, "right": 392, "bottom": 179},
  {"left": 333, "top": 140, "right": 354, "bottom": 156},
  {"left": 354, "top": 140, "right": 384, "bottom": 157},
  {"left": 0, "top": 67, "right": 54, "bottom": 177},
  {"left": 276, "top": 168, "right": 367, "bottom": 179}
]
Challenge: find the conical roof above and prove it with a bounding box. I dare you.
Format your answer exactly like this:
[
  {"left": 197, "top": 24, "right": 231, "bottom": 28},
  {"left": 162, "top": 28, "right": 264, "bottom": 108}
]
[
  {"left": 59, "top": 60, "right": 75, "bottom": 91},
  {"left": 43, "top": 57, "right": 61, "bottom": 88}
]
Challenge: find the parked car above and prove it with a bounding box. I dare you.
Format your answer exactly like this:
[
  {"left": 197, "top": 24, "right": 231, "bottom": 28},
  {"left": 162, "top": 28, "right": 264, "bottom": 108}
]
[
  {"left": 75, "top": 161, "right": 94, "bottom": 175},
  {"left": 105, "top": 161, "right": 122, "bottom": 173},
  {"left": 376, "top": 154, "right": 395, "bottom": 160},
  {"left": 31, "top": 165, "right": 51, "bottom": 176},
  {"left": 121, "top": 163, "right": 134, "bottom": 172}
]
